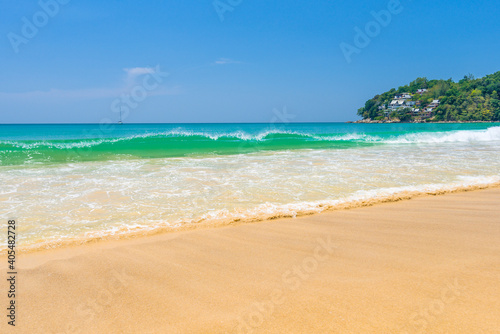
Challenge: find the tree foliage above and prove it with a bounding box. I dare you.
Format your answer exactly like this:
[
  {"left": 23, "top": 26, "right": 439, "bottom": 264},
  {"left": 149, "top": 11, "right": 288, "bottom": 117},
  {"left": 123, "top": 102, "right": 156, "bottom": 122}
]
[{"left": 357, "top": 71, "right": 500, "bottom": 121}]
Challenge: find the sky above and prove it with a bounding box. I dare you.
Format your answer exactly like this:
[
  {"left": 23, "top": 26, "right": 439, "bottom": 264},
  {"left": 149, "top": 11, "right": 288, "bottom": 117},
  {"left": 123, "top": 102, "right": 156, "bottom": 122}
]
[{"left": 0, "top": 0, "right": 499, "bottom": 123}]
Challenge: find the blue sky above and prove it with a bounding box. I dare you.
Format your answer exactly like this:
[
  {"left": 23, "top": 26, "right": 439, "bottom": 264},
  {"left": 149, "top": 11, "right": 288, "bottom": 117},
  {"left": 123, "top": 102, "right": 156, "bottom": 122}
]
[{"left": 0, "top": 0, "right": 499, "bottom": 123}]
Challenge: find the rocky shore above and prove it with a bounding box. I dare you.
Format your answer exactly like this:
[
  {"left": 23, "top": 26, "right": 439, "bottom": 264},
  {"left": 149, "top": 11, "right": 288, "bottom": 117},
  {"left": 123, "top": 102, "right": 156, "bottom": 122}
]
[{"left": 347, "top": 119, "right": 499, "bottom": 124}]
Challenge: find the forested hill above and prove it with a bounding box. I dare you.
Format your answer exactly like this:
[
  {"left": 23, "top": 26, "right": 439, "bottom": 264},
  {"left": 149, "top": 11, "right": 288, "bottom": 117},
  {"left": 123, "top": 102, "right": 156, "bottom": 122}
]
[{"left": 357, "top": 71, "right": 500, "bottom": 122}]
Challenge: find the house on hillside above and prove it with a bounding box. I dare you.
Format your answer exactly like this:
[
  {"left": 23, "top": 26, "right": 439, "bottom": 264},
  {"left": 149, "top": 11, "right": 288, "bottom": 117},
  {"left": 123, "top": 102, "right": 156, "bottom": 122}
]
[
  {"left": 394, "top": 93, "right": 412, "bottom": 100},
  {"left": 429, "top": 99, "right": 440, "bottom": 107},
  {"left": 420, "top": 99, "right": 439, "bottom": 118},
  {"left": 426, "top": 99, "right": 440, "bottom": 111},
  {"left": 389, "top": 99, "right": 406, "bottom": 110},
  {"left": 416, "top": 89, "right": 428, "bottom": 94},
  {"left": 379, "top": 93, "right": 419, "bottom": 116},
  {"left": 420, "top": 110, "right": 433, "bottom": 118}
]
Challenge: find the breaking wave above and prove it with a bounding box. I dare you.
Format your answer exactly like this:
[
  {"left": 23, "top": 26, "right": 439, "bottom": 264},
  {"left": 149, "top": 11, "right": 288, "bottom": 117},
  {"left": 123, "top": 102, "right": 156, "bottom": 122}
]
[{"left": 1, "top": 126, "right": 499, "bottom": 165}]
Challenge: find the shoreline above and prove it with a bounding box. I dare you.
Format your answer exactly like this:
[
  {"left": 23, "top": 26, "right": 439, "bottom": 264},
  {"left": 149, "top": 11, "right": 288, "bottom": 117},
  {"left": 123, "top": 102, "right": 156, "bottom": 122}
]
[
  {"left": 6, "top": 180, "right": 500, "bottom": 255},
  {"left": 3, "top": 186, "right": 499, "bottom": 333},
  {"left": 349, "top": 120, "right": 500, "bottom": 124}
]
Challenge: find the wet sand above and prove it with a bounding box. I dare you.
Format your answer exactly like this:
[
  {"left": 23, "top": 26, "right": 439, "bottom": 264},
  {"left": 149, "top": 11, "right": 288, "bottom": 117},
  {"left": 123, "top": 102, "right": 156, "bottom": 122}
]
[{"left": 1, "top": 187, "right": 499, "bottom": 333}]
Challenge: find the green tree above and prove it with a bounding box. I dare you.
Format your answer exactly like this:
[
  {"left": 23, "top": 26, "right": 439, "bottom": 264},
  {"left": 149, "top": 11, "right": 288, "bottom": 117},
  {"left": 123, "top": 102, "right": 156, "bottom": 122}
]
[{"left": 356, "top": 71, "right": 500, "bottom": 122}]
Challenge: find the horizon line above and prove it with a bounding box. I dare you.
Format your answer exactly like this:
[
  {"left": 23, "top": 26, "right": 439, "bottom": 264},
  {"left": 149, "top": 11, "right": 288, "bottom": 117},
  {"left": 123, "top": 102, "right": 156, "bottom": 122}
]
[{"left": 0, "top": 121, "right": 355, "bottom": 125}]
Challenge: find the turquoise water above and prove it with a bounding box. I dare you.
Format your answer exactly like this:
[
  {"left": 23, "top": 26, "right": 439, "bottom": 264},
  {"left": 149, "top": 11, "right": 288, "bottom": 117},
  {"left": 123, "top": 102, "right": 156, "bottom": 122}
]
[
  {"left": 1, "top": 122, "right": 500, "bottom": 251},
  {"left": 1, "top": 122, "right": 498, "bottom": 166}
]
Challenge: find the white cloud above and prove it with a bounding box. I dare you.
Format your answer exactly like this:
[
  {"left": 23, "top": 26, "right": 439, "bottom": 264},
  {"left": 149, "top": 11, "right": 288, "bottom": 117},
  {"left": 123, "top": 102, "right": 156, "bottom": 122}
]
[
  {"left": 0, "top": 65, "right": 180, "bottom": 101},
  {"left": 214, "top": 58, "right": 242, "bottom": 65},
  {"left": 0, "top": 86, "right": 182, "bottom": 100},
  {"left": 124, "top": 67, "right": 156, "bottom": 77},
  {"left": 0, "top": 88, "right": 118, "bottom": 100},
  {"left": 123, "top": 67, "right": 159, "bottom": 88}
]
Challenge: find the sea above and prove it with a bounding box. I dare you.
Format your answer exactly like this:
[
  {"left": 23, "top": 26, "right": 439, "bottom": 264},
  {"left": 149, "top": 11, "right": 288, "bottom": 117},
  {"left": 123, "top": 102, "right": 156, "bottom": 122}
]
[{"left": 1, "top": 122, "right": 499, "bottom": 252}]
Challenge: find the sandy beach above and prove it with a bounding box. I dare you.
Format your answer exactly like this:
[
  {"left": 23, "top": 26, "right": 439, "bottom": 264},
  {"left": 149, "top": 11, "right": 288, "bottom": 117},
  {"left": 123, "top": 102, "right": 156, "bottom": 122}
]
[
  {"left": 3, "top": 0, "right": 499, "bottom": 332},
  {"left": 2, "top": 187, "right": 500, "bottom": 333}
]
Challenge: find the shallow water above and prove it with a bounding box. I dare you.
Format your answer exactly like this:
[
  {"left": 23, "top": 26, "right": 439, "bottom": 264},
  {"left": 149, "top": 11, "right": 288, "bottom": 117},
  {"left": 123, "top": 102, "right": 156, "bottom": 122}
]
[{"left": 1, "top": 123, "right": 499, "bottom": 251}]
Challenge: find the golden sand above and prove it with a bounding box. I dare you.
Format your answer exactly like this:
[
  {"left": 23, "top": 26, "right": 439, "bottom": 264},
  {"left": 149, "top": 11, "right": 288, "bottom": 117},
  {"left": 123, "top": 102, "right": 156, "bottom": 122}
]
[{"left": 1, "top": 188, "right": 499, "bottom": 333}]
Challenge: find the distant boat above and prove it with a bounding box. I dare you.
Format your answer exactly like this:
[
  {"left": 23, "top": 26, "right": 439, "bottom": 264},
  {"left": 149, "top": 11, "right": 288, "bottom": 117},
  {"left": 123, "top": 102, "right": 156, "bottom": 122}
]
[{"left": 118, "top": 106, "right": 123, "bottom": 125}]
